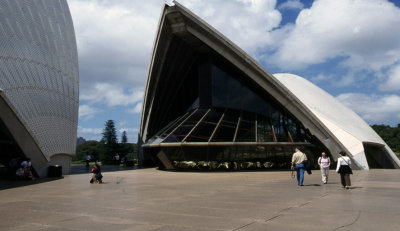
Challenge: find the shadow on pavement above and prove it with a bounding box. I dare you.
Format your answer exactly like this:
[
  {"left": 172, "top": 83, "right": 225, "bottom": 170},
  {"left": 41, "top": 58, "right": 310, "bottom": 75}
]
[
  {"left": 0, "top": 165, "right": 142, "bottom": 190},
  {"left": 70, "top": 164, "right": 140, "bottom": 175},
  {"left": 0, "top": 176, "right": 63, "bottom": 190},
  {"left": 304, "top": 184, "right": 321, "bottom": 187}
]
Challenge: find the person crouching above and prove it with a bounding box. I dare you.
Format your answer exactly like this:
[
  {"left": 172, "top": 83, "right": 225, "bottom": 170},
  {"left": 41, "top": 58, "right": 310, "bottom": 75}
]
[{"left": 90, "top": 163, "right": 103, "bottom": 184}]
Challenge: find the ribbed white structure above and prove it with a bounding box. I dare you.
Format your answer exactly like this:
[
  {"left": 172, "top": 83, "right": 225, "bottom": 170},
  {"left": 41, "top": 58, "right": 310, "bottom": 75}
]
[
  {"left": 274, "top": 73, "right": 400, "bottom": 169},
  {"left": 0, "top": 0, "right": 78, "bottom": 174}
]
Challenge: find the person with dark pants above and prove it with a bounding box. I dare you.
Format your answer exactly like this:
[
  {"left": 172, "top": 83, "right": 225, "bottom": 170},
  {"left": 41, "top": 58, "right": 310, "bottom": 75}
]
[
  {"left": 85, "top": 154, "right": 91, "bottom": 167},
  {"left": 336, "top": 151, "right": 352, "bottom": 189},
  {"left": 291, "top": 147, "right": 308, "bottom": 186},
  {"left": 8, "top": 157, "right": 19, "bottom": 180}
]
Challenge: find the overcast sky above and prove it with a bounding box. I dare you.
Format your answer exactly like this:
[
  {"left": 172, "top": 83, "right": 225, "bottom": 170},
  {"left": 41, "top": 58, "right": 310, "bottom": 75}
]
[{"left": 68, "top": 0, "right": 400, "bottom": 142}]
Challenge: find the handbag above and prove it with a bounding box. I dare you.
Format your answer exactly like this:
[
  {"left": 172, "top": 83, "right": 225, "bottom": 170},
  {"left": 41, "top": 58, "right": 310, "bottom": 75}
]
[
  {"left": 303, "top": 153, "right": 312, "bottom": 175},
  {"left": 340, "top": 157, "right": 353, "bottom": 174},
  {"left": 305, "top": 160, "right": 312, "bottom": 175}
]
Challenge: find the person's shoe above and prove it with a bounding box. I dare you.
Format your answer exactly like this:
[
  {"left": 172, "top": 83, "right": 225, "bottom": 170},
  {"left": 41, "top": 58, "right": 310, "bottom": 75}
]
[{"left": 345, "top": 186, "right": 350, "bottom": 189}]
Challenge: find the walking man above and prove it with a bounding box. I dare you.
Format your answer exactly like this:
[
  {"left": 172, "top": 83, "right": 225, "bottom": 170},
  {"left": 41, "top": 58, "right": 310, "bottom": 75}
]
[{"left": 291, "top": 147, "right": 307, "bottom": 186}]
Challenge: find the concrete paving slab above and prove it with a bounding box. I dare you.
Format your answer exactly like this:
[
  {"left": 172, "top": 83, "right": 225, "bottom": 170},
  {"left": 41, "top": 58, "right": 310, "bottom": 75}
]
[{"left": 1, "top": 168, "right": 400, "bottom": 231}]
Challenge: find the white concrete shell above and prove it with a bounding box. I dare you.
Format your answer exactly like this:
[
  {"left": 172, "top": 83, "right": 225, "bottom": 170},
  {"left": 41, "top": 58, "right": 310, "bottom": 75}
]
[
  {"left": 274, "top": 73, "right": 400, "bottom": 169},
  {"left": 0, "top": 0, "right": 78, "bottom": 176}
]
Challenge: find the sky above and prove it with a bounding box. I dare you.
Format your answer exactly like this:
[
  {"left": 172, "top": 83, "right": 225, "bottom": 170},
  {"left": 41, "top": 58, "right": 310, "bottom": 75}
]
[{"left": 67, "top": 0, "right": 400, "bottom": 142}]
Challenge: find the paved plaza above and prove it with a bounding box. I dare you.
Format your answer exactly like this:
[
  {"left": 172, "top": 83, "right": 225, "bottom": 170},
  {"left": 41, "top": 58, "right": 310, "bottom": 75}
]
[{"left": 1, "top": 167, "right": 400, "bottom": 231}]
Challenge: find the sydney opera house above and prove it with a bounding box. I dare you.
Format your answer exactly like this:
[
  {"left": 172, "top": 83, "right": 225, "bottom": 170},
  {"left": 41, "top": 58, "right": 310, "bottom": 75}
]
[
  {"left": 0, "top": 0, "right": 78, "bottom": 176},
  {"left": 138, "top": 2, "right": 400, "bottom": 170}
]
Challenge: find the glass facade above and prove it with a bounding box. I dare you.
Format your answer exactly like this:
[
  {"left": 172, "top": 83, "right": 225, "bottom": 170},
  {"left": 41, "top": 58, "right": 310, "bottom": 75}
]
[{"left": 143, "top": 57, "right": 329, "bottom": 170}]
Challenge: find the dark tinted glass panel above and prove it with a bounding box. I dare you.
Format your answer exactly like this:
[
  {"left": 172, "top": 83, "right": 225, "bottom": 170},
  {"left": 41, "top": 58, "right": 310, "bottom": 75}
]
[
  {"left": 212, "top": 66, "right": 228, "bottom": 107},
  {"left": 211, "top": 110, "right": 239, "bottom": 142},
  {"left": 212, "top": 65, "right": 272, "bottom": 116},
  {"left": 211, "top": 123, "right": 236, "bottom": 142},
  {"left": 163, "top": 124, "right": 193, "bottom": 142},
  {"left": 185, "top": 122, "right": 216, "bottom": 142},
  {"left": 236, "top": 120, "right": 255, "bottom": 142},
  {"left": 271, "top": 114, "right": 288, "bottom": 142},
  {"left": 186, "top": 109, "right": 207, "bottom": 124},
  {"left": 204, "top": 109, "right": 223, "bottom": 123},
  {"left": 160, "top": 111, "right": 191, "bottom": 138},
  {"left": 257, "top": 115, "right": 273, "bottom": 142},
  {"left": 185, "top": 110, "right": 223, "bottom": 142},
  {"left": 241, "top": 86, "right": 268, "bottom": 115},
  {"left": 227, "top": 75, "right": 242, "bottom": 108},
  {"left": 163, "top": 109, "right": 207, "bottom": 142}
]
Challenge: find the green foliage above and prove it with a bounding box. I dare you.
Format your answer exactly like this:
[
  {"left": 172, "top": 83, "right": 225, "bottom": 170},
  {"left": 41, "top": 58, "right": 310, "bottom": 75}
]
[
  {"left": 73, "top": 140, "right": 101, "bottom": 161},
  {"left": 75, "top": 141, "right": 138, "bottom": 164},
  {"left": 75, "top": 120, "right": 139, "bottom": 165},
  {"left": 100, "top": 120, "right": 119, "bottom": 164},
  {"left": 102, "top": 120, "right": 118, "bottom": 144},
  {"left": 121, "top": 130, "right": 128, "bottom": 144},
  {"left": 371, "top": 124, "right": 400, "bottom": 153}
]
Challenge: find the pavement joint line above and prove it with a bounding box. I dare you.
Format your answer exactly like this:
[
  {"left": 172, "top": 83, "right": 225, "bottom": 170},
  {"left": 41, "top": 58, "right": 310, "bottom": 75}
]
[
  {"left": 264, "top": 214, "right": 283, "bottom": 222},
  {"left": 278, "top": 206, "right": 294, "bottom": 213},
  {"left": 320, "top": 193, "right": 329, "bottom": 198},
  {"left": 265, "top": 192, "right": 332, "bottom": 223},
  {"left": 299, "top": 201, "right": 311, "bottom": 207},
  {"left": 332, "top": 210, "right": 361, "bottom": 231},
  {"left": 232, "top": 220, "right": 257, "bottom": 231}
]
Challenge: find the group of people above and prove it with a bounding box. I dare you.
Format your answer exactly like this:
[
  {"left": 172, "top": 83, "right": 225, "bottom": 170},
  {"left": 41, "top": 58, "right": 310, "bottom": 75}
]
[
  {"left": 9, "top": 157, "right": 35, "bottom": 180},
  {"left": 291, "top": 147, "right": 352, "bottom": 189}
]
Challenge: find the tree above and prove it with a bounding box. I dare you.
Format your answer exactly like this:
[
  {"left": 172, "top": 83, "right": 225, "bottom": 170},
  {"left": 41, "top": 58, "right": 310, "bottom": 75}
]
[
  {"left": 371, "top": 124, "right": 400, "bottom": 154},
  {"left": 100, "top": 120, "right": 119, "bottom": 164},
  {"left": 74, "top": 140, "right": 101, "bottom": 161},
  {"left": 121, "top": 130, "right": 128, "bottom": 144},
  {"left": 102, "top": 120, "right": 118, "bottom": 144}
]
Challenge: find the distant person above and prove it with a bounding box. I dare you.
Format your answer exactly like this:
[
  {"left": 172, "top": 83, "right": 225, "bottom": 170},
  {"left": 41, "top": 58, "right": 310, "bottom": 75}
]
[
  {"left": 20, "top": 158, "right": 34, "bottom": 180},
  {"left": 85, "top": 154, "right": 91, "bottom": 167},
  {"left": 15, "top": 167, "right": 25, "bottom": 179},
  {"left": 24, "top": 166, "right": 34, "bottom": 180},
  {"left": 291, "top": 147, "right": 307, "bottom": 186},
  {"left": 123, "top": 155, "right": 129, "bottom": 166},
  {"left": 90, "top": 163, "right": 103, "bottom": 184},
  {"left": 93, "top": 154, "right": 99, "bottom": 164},
  {"left": 318, "top": 152, "right": 331, "bottom": 184},
  {"left": 114, "top": 153, "right": 120, "bottom": 165},
  {"left": 8, "top": 157, "right": 19, "bottom": 179},
  {"left": 336, "top": 151, "right": 352, "bottom": 189},
  {"left": 20, "top": 158, "right": 31, "bottom": 168}
]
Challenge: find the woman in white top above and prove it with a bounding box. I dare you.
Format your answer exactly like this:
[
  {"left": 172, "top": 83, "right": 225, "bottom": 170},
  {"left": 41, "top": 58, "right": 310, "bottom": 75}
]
[{"left": 336, "top": 151, "right": 352, "bottom": 189}]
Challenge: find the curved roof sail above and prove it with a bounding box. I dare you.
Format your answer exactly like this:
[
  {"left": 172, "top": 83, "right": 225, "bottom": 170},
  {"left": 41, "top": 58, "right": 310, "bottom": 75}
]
[{"left": 139, "top": 1, "right": 400, "bottom": 169}]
